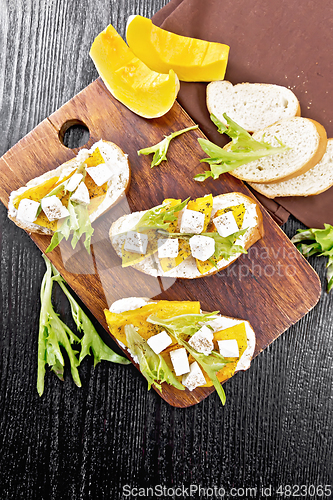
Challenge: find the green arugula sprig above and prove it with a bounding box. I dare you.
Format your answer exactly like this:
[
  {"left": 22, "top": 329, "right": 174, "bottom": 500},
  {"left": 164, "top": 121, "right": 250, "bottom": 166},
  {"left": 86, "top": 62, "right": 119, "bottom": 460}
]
[
  {"left": 124, "top": 324, "right": 184, "bottom": 392},
  {"left": 195, "top": 113, "right": 289, "bottom": 181},
  {"left": 147, "top": 313, "right": 230, "bottom": 405},
  {"left": 138, "top": 125, "right": 199, "bottom": 168},
  {"left": 147, "top": 312, "right": 219, "bottom": 338},
  {"left": 46, "top": 200, "right": 94, "bottom": 253},
  {"left": 134, "top": 198, "right": 189, "bottom": 231},
  {"left": 291, "top": 224, "right": 333, "bottom": 292},
  {"left": 37, "top": 256, "right": 129, "bottom": 396}
]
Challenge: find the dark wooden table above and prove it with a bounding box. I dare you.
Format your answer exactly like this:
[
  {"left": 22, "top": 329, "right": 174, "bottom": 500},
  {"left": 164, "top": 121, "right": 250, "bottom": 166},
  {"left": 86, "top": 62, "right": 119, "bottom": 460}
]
[{"left": 0, "top": 1, "right": 332, "bottom": 499}]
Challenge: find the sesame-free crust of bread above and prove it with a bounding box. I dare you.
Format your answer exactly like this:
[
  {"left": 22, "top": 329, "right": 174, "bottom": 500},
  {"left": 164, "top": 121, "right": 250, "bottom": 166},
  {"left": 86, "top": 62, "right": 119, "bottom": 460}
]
[{"left": 248, "top": 138, "right": 333, "bottom": 198}]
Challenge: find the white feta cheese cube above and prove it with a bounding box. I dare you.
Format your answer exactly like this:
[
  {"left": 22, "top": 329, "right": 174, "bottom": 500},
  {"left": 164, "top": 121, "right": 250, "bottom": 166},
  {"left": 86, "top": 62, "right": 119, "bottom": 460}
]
[
  {"left": 147, "top": 330, "right": 172, "bottom": 354},
  {"left": 41, "top": 195, "right": 70, "bottom": 221},
  {"left": 189, "top": 235, "right": 215, "bottom": 261},
  {"left": 241, "top": 205, "right": 258, "bottom": 230},
  {"left": 65, "top": 173, "right": 83, "bottom": 192},
  {"left": 182, "top": 361, "right": 206, "bottom": 391},
  {"left": 180, "top": 209, "right": 205, "bottom": 234},
  {"left": 169, "top": 348, "right": 190, "bottom": 376},
  {"left": 218, "top": 339, "right": 240, "bottom": 358},
  {"left": 86, "top": 163, "right": 113, "bottom": 186},
  {"left": 157, "top": 238, "right": 179, "bottom": 259},
  {"left": 188, "top": 325, "right": 214, "bottom": 355},
  {"left": 213, "top": 211, "right": 239, "bottom": 237},
  {"left": 123, "top": 231, "right": 149, "bottom": 255},
  {"left": 70, "top": 182, "right": 90, "bottom": 205},
  {"left": 16, "top": 198, "right": 40, "bottom": 223}
]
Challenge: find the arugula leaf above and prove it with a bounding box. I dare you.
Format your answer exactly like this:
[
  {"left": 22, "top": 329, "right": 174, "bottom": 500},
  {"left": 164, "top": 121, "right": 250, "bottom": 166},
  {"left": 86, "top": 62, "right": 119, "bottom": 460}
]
[
  {"left": 37, "top": 257, "right": 129, "bottom": 395},
  {"left": 124, "top": 324, "right": 184, "bottom": 392},
  {"left": 213, "top": 113, "right": 283, "bottom": 152},
  {"left": 46, "top": 200, "right": 94, "bottom": 253},
  {"left": 195, "top": 113, "right": 289, "bottom": 181},
  {"left": 146, "top": 312, "right": 219, "bottom": 338},
  {"left": 138, "top": 125, "right": 198, "bottom": 168},
  {"left": 51, "top": 266, "right": 130, "bottom": 366},
  {"left": 134, "top": 198, "right": 189, "bottom": 231},
  {"left": 70, "top": 202, "right": 94, "bottom": 252},
  {"left": 38, "top": 257, "right": 81, "bottom": 395},
  {"left": 326, "top": 256, "right": 333, "bottom": 292},
  {"left": 291, "top": 224, "right": 333, "bottom": 292},
  {"left": 147, "top": 313, "right": 229, "bottom": 405}
]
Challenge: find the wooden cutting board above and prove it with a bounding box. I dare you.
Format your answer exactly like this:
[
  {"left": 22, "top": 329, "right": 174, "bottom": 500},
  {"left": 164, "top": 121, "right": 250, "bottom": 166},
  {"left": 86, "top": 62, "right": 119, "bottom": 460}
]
[{"left": 0, "top": 78, "right": 321, "bottom": 407}]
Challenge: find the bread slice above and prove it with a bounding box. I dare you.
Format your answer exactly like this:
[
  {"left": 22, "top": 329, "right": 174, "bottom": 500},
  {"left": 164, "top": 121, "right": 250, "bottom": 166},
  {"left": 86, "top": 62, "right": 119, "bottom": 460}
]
[
  {"left": 109, "top": 192, "right": 264, "bottom": 279},
  {"left": 248, "top": 139, "right": 333, "bottom": 198},
  {"left": 228, "top": 117, "right": 327, "bottom": 184},
  {"left": 8, "top": 140, "right": 131, "bottom": 235},
  {"left": 206, "top": 81, "right": 301, "bottom": 133},
  {"left": 108, "top": 297, "right": 256, "bottom": 373}
]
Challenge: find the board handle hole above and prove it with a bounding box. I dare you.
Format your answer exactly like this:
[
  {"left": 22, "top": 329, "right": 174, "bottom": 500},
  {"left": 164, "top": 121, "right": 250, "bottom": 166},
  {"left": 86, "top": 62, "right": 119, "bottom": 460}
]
[{"left": 59, "top": 120, "right": 90, "bottom": 149}]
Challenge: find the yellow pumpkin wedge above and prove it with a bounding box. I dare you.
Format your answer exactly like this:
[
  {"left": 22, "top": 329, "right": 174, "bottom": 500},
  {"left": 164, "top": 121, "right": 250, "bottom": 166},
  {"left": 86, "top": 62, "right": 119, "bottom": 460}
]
[
  {"left": 104, "top": 300, "right": 201, "bottom": 347},
  {"left": 126, "top": 15, "right": 229, "bottom": 82},
  {"left": 90, "top": 24, "right": 180, "bottom": 119}
]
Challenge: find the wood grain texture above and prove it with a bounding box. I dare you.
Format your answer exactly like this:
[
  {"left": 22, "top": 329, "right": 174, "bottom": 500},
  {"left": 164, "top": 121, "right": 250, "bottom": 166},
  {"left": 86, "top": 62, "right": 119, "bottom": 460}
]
[
  {"left": 0, "top": 76, "right": 321, "bottom": 407},
  {"left": 0, "top": 0, "right": 332, "bottom": 498}
]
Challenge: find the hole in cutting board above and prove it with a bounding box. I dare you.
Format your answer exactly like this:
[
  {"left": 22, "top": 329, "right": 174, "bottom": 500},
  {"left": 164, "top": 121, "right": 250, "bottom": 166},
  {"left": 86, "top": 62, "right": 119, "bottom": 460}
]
[{"left": 59, "top": 120, "right": 90, "bottom": 149}]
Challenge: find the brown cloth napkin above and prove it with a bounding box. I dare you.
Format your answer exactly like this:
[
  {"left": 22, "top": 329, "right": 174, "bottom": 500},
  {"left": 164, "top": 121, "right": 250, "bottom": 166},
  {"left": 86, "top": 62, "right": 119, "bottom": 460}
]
[{"left": 152, "top": 0, "right": 333, "bottom": 228}]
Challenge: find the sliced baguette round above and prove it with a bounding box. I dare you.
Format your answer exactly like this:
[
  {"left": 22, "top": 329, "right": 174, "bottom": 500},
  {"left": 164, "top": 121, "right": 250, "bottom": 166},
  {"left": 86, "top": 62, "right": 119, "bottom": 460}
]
[
  {"left": 249, "top": 139, "right": 333, "bottom": 198},
  {"left": 8, "top": 140, "right": 131, "bottom": 235},
  {"left": 109, "top": 297, "right": 256, "bottom": 372},
  {"left": 228, "top": 117, "right": 327, "bottom": 184},
  {"left": 109, "top": 192, "right": 264, "bottom": 279},
  {"left": 206, "top": 81, "right": 301, "bottom": 133}
]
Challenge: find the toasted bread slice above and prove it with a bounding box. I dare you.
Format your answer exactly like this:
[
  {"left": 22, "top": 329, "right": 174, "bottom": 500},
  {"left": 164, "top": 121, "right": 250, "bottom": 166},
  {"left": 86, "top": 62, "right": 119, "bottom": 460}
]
[
  {"left": 8, "top": 140, "right": 131, "bottom": 235},
  {"left": 109, "top": 192, "right": 264, "bottom": 279},
  {"left": 249, "top": 139, "right": 333, "bottom": 198},
  {"left": 108, "top": 297, "right": 256, "bottom": 374},
  {"left": 228, "top": 117, "right": 327, "bottom": 184},
  {"left": 206, "top": 81, "right": 300, "bottom": 133}
]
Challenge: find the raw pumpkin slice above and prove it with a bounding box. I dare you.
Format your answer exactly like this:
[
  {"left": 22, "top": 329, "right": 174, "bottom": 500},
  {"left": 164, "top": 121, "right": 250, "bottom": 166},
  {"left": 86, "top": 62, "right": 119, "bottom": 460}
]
[
  {"left": 90, "top": 24, "right": 180, "bottom": 119},
  {"left": 126, "top": 15, "right": 229, "bottom": 82}
]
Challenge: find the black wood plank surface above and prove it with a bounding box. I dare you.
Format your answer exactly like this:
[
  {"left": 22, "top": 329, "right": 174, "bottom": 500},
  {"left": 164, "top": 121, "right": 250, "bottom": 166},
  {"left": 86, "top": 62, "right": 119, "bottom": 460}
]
[{"left": 0, "top": 1, "right": 332, "bottom": 499}]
